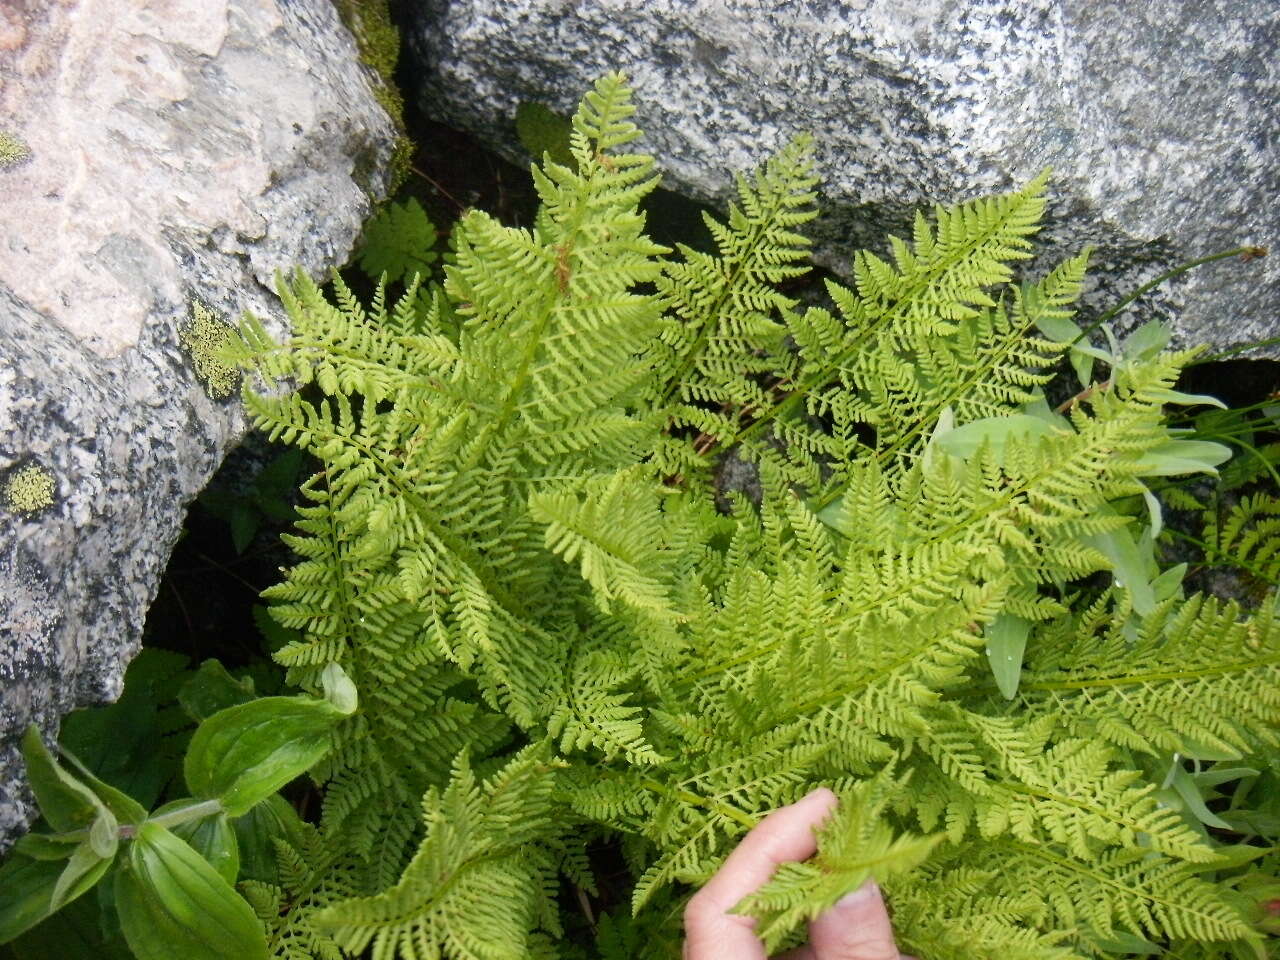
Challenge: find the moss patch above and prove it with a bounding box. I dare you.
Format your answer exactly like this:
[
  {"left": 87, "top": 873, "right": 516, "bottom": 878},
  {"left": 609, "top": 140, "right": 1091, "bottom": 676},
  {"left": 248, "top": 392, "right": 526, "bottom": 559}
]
[
  {"left": 4, "top": 464, "right": 55, "bottom": 513},
  {"left": 335, "top": 0, "right": 411, "bottom": 193}
]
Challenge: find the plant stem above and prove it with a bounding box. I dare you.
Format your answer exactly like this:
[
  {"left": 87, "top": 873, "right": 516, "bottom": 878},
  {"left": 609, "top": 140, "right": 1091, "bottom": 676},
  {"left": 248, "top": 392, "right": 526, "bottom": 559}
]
[{"left": 1070, "top": 246, "right": 1265, "bottom": 347}]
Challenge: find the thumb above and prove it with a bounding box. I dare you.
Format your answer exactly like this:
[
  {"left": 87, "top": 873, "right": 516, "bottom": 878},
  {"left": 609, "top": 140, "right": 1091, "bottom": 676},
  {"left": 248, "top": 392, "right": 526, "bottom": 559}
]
[{"left": 808, "top": 881, "right": 899, "bottom": 960}]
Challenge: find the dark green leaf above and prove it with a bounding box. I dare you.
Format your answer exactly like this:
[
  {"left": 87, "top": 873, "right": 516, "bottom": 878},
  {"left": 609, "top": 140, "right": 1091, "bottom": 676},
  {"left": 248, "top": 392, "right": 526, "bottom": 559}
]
[
  {"left": 114, "top": 822, "right": 266, "bottom": 960},
  {"left": 516, "top": 101, "right": 575, "bottom": 170},
  {"left": 1082, "top": 926, "right": 1162, "bottom": 955},
  {"left": 231, "top": 795, "right": 306, "bottom": 884},
  {"left": 0, "top": 857, "right": 64, "bottom": 944},
  {"left": 252, "top": 448, "right": 304, "bottom": 501},
  {"left": 59, "top": 649, "right": 192, "bottom": 809},
  {"left": 13, "top": 832, "right": 78, "bottom": 862},
  {"left": 228, "top": 503, "right": 258, "bottom": 555},
  {"left": 19, "top": 727, "right": 103, "bottom": 834},
  {"left": 251, "top": 605, "right": 300, "bottom": 655},
  {"left": 184, "top": 696, "right": 348, "bottom": 817},
  {"left": 178, "top": 660, "right": 255, "bottom": 723},
  {"left": 58, "top": 751, "right": 148, "bottom": 826},
  {"left": 5, "top": 883, "right": 134, "bottom": 960}
]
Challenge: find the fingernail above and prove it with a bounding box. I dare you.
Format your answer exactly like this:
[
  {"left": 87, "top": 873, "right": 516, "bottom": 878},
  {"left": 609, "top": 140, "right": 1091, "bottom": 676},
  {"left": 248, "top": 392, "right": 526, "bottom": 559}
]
[{"left": 835, "top": 880, "right": 880, "bottom": 909}]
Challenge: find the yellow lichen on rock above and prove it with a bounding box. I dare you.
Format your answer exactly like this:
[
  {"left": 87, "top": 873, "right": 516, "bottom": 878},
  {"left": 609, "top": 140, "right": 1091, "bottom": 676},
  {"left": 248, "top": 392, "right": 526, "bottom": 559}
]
[
  {"left": 0, "top": 131, "right": 30, "bottom": 168},
  {"left": 180, "top": 301, "right": 239, "bottom": 399},
  {"left": 4, "top": 464, "right": 54, "bottom": 513}
]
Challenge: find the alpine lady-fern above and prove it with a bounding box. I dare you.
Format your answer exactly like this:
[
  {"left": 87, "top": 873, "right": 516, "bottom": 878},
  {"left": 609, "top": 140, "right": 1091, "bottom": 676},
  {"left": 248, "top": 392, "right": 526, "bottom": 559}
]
[{"left": 225, "top": 74, "right": 1278, "bottom": 960}]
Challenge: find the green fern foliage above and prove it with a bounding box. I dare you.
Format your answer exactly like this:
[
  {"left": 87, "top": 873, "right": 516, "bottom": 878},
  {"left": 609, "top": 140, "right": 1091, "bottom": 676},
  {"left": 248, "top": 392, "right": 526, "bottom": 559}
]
[
  {"left": 356, "top": 196, "right": 439, "bottom": 286},
  {"left": 224, "top": 73, "right": 1279, "bottom": 959}
]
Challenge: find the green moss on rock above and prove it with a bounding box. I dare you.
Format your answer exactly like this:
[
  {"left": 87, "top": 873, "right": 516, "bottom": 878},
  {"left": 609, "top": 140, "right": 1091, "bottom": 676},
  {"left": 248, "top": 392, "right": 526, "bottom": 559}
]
[{"left": 334, "top": 0, "right": 411, "bottom": 192}]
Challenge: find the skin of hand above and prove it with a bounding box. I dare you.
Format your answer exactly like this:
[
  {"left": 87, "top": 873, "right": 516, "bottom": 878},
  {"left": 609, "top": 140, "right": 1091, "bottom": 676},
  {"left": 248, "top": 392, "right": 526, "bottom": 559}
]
[{"left": 682, "top": 788, "right": 907, "bottom": 960}]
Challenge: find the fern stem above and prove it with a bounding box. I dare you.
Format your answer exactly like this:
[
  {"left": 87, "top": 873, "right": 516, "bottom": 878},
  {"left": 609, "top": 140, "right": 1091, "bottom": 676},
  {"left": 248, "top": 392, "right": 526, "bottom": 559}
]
[
  {"left": 1192, "top": 332, "right": 1280, "bottom": 364},
  {"left": 1020, "top": 652, "right": 1280, "bottom": 691},
  {"left": 639, "top": 778, "right": 758, "bottom": 829},
  {"left": 1070, "top": 245, "right": 1264, "bottom": 347}
]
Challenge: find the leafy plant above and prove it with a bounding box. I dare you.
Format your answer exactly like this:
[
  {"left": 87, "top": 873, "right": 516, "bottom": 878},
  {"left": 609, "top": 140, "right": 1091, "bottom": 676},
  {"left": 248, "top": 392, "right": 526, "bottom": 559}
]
[
  {"left": 6, "top": 73, "right": 1278, "bottom": 960},
  {"left": 198, "top": 448, "right": 306, "bottom": 555},
  {"left": 0, "top": 667, "right": 356, "bottom": 959}
]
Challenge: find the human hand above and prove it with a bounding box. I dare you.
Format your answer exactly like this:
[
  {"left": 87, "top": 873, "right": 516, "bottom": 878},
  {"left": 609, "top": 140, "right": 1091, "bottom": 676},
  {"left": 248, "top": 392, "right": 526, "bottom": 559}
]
[{"left": 682, "top": 789, "right": 906, "bottom": 960}]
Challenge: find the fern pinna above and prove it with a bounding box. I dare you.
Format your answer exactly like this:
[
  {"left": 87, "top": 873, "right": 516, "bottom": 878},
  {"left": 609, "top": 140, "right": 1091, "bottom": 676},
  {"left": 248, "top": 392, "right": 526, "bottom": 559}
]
[{"left": 226, "top": 74, "right": 1278, "bottom": 960}]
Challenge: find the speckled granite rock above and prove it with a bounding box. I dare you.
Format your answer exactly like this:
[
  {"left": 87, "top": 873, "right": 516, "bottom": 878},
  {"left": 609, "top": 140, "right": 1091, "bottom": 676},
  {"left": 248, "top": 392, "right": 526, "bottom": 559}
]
[
  {"left": 409, "top": 0, "right": 1279, "bottom": 355},
  {"left": 0, "top": 0, "right": 395, "bottom": 851}
]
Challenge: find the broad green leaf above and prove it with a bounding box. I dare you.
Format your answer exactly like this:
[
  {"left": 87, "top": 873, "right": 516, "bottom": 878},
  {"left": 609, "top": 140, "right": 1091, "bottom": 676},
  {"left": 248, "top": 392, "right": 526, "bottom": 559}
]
[
  {"left": 114, "top": 822, "right": 266, "bottom": 960},
  {"left": 985, "top": 613, "right": 1032, "bottom": 699},
  {"left": 1144, "top": 386, "right": 1227, "bottom": 409},
  {"left": 184, "top": 696, "right": 346, "bottom": 817},
  {"left": 229, "top": 503, "right": 258, "bottom": 555},
  {"left": 231, "top": 795, "right": 306, "bottom": 885},
  {"left": 815, "top": 494, "right": 847, "bottom": 534},
  {"left": 1177, "top": 736, "right": 1244, "bottom": 762},
  {"left": 0, "top": 856, "right": 64, "bottom": 943},
  {"left": 1068, "top": 345, "right": 1095, "bottom": 389},
  {"left": 49, "top": 841, "right": 112, "bottom": 913},
  {"left": 1192, "top": 766, "right": 1260, "bottom": 789},
  {"left": 179, "top": 660, "right": 255, "bottom": 723},
  {"left": 167, "top": 811, "right": 239, "bottom": 885},
  {"left": 1123, "top": 320, "right": 1171, "bottom": 360},
  {"left": 1170, "top": 765, "right": 1234, "bottom": 830},
  {"left": 1019, "top": 392, "right": 1070, "bottom": 431},
  {"left": 1082, "top": 926, "right": 1162, "bottom": 955},
  {"left": 1137, "top": 482, "right": 1163, "bottom": 537},
  {"left": 19, "top": 726, "right": 102, "bottom": 834},
  {"left": 88, "top": 814, "right": 117, "bottom": 860},
  {"left": 936, "top": 414, "right": 1064, "bottom": 463},
  {"left": 1082, "top": 523, "right": 1156, "bottom": 616},
  {"left": 60, "top": 749, "right": 148, "bottom": 825},
  {"left": 1132, "top": 439, "right": 1232, "bottom": 477},
  {"left": 1150, "top": 563, "right": 1187, "bottom": 603},
  {"left": 14, "top": 831, "right": 79, "bottom": 861},
  {"left": 1030, "top": 308, "right": 1081, "bottom": 344}
]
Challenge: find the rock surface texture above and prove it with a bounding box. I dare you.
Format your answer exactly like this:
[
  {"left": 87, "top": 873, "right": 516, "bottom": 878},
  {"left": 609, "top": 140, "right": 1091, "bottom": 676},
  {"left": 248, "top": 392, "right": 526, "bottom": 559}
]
[
  {"left": 410, "top": 0, "right": 1279, "bottom": 354},
  {"left": 0, "top": 0, "right": 394, "bottom": 851}
]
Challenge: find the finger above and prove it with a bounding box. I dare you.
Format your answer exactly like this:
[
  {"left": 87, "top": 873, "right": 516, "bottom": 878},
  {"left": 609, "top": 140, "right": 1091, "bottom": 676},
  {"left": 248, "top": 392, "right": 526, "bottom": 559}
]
[
  {"left": 808, "top": 881, "right": 899, "bottom": 960},
  {"left": 684, "top": 788, "right": 838, "bottom": 960}
]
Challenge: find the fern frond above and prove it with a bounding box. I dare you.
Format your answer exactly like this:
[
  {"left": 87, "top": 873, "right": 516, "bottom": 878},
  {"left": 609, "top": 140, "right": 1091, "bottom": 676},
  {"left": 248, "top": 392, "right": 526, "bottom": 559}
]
[{"left": 314, "top": 749, "right": 566, "bottom": 960}]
